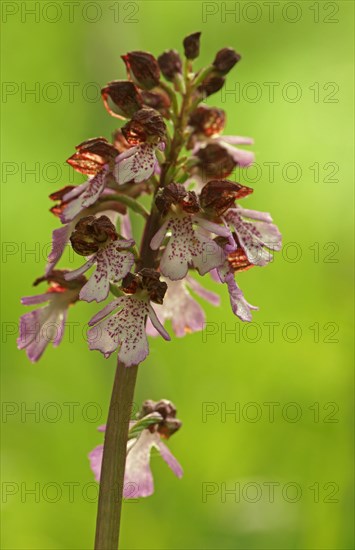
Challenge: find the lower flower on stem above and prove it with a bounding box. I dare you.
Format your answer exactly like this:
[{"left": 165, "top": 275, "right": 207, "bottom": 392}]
[{"left": 89, "top": 400, "right": 183, "bottom": 498}]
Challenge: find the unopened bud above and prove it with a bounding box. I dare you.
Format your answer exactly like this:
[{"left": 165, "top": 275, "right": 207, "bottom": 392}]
[
  {"left": 101, "top": 80, "right": 142, "bottom": 119},
  {"left": 158, "top": 50, "right": 182, "bottom": 81},
  {"left": 197, "top": 75, "right": 225, "bottom": 97},
  {"left": 213, "top": 48, "right": 241, "bottom": 76},
  {"left": 183, "top": 32, "right": 201, "bottom": 59},
  {"left": 141, "top": 88, "right": 171, "bottom": 118},
  {"left": 122, "top": 51, "right": 160, "bottom": 90},
  {"left": 189, "top": 105, "right": 226, "bottom": 137},
  {"left": 195, "top": 143, "right": 236, "bottom": 179}
]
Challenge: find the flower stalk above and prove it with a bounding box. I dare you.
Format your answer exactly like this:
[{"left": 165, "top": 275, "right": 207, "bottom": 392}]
[
  {"left": 94, "top": 61, "right": 195, "bottom": 549},
  {"left": 94, "top": 361, "right": 138, "bottom": 550}
]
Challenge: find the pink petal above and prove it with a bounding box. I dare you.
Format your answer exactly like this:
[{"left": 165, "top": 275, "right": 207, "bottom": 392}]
[
  {"left": 158, "top": 216, "right": 224, "bottom": 281},
  {"left": 186, "top": 275, "right": 220, "bottom": 306},
  {"left": 17, "top": 305, "right": 66, "bottom": 362},
  {"left": 150, "top": 219, "right": 169, "bottom": 251},
  {"left": 225, "top": 274, "right": 258, "bottom": 322},
  {"left": 79, "top": 244, "right": 134, "bottom": 303},
  {"left": 61, "top": 170, "right": 107, "bottom": 223},
  {"left": 157, "top": 441, "right": 183, "bottom": 478},
  {"left": 221, "top": 135, "right": 254, "bottom": 145},
  {"left": 88, "top": 444, "right": 103, "bottom": 483},
  {"left": 64, "top": 257, "right": 95, "bottom": 281},
  {"left": 147, "top": 305, "right": 170, "bottom": 341},
  {"left": 115, "top": 144, "right": 157, "bottom": 184},
  {"left": 120, "top": 213, "right": 133, "bottom": 240},
  {"left": 222, "top": 143, "right": 255, "bottom": 167},
  {"left": 88, "top": 298, "right": 124, "bottom": 326},
  {"left": 237, "top": 207, "right": 273, "bottom": 223},
  {"left": 226, "top": 209, "right": 281, "bottom": 266},
  {"left": 88, "top": 296, "right": 150, "bottom": 367},
  {"left": 194, "top": 216, "right": 231, "bottom": 238},
  {"left": 46, "top": 225, "right": 72, "bottom": 275},
  {"left": 124, "top": 431, "right": 156, "bottom": 498},
  {"left": 21, "top": 293, "right": 53, "bottom": 306}
]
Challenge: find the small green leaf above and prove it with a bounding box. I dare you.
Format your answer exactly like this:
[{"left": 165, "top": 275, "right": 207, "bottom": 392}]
[
  {"left": 128, "top": 412, "right": 163, "bottom": 440},
  {"left": 109, "top": 284, "right": 124, "bottom": 298},
  {"left": 101, "top": 195, "right": 150, "bottom": 219}
]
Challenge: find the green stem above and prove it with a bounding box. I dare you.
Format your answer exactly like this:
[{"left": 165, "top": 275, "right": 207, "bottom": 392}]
[
  {"left": 159, "top": 80, "right": 179, "bottom": 120},
  {"left": 94, "top": 362, "right": 138, "bottom": 550}
]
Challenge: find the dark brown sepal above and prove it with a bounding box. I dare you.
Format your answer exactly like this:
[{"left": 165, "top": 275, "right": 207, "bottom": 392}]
[
  {"left": 122, "top": 107, "right": 166, "bottom": 145},
  {"left": 139, "top": 268, "right": 167, "bottom": 304},
  {"left": 70, "top": 215, "right": 117, "bottom": 256},
  {"left": 195, "top": 143, "right": 236, "bottom": 179},
  {"left": 122, "top": 51, "right": 161, "bottom": 90},
  {"left": 67, "top": 138, "right": 118, "bottom": 175},
  {"left": 155, "top": 183, "right": 200, "bottom": 216},
  {"left": 122, "top": 269, "right": 167, "bottom": 304},
  {"left": 197, "top": 74, "right": 225, "bottom": 97},
  {"left": 141, "top": 88, "right": 171, "bottom": 118},
  {"left": 101, "top": 80, "right": 142, "bottom": 119},
  {"left": 200, "top": 180, "right": 253, "bottom": 216},
  {"left": 189, "top": 105, "right": 226, "bottom": 137},
  {"left": 213, "top": 48, "right": 241, "bottom": 76},
  {"left": 158, "top": 50, "right": 182, "bottom": 81},
  {"left": 183, "top": 32, "right": 201, "bottom": 59}
]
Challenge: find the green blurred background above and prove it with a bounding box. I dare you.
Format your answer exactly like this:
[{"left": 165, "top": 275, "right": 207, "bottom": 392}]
[{"left": 1, "top": 1, "right": 354, "bottom": 549}]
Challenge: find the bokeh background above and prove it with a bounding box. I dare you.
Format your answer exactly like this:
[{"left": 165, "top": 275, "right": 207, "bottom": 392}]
[{"left": 1, "top": 1, "right": 354, "bottom": 549}]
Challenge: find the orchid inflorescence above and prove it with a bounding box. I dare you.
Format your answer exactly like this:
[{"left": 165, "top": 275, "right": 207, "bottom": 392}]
[{"left": 18, "top": 32, "right": 281, "bottom": 499}]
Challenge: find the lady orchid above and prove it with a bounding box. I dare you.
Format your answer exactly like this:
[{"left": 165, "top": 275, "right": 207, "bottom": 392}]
[{"left": 18, "top": 33, "right": 281, "bottom": 549}]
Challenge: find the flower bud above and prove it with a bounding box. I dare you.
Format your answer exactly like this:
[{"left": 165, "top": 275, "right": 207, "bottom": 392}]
[
  {"left": 183, "top": 32, "right": 201, "bottom": 59},
  {"left": 70, "top": 216, "right": 118, "bottom": 256},
  {"left": 197, "top": 75, "right": 225, "bottom": 97},
  {"left": 158, "top": 50, "right": 182, "bottom": 81},
  {"left": 101, "top": 80, "right": 142, "bottom": 119},
  {"left": 200, "top": 180, "right": 253, "bottom": 216},
  {"left": 213, "top": 48, "right": 241, "bottom": 76},
  {"left": 141, "top": 88, "right": 171, "bottom": 118},
  {"left": 122, "top": 51, "right": 160, "bottom": 90},
  {"left": 189, "top": 105, "right": 226, "bottom": 137},
  {"left": 195, "top": 143, "right": 236, "bottom": 179},
  {"left": 67, "top": 138, "right": 118, "bottom": 175},
  {"left": 154, "top": 399, "right": 177, "bottom": 419},
  {"left": 122, "top": 107, "right": 166, "bottom": 145}
]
